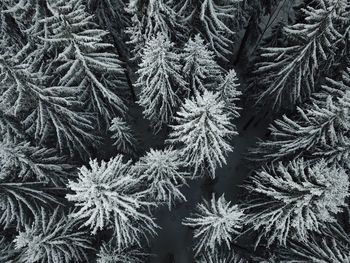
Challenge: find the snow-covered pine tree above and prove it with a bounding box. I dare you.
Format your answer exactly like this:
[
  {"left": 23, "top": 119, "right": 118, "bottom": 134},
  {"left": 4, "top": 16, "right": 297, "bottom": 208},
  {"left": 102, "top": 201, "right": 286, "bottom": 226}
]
[
  {"left": 42, "top": 0, "right": 129, "bottom": 126},
  {"left": 0, "top": 0, "right": 27, "bottom": 51},
  {"left": 183, "top": 194, "right": 245, "bottom": 256},
  {"left": 217, "top": 69, "right": 241, "bottom": 118},
  {"left": 131, "top": 148, "right": 188, "bottom": 209},
  {"left": 254, "top": 0, "right": 350, "bottom": 109},
  {"left": 196, "top": 248, "right": 246, "bottom": 263},
  {"left": 97, "top": 240, "right": 145, "bottom": 263},
  {"left": 136, "top": 33, "right": 187, "bottom": 130},
  {"left": 0, "top": 140, "right": 72, "bottom": 186},
  {"left": 126, "top": 0, "right": 187, "bottom": 59},
  {"left": 0, "top": 107, "right": 27, "bottom": 142},
  {"left": 5, "top": 0, "right": 54, "bottom": 75},
  {"left": 13, "top": 207, "right": 92, "bottom": 263},
  {"left": 109, "top": 117, "right": 137, "bottom": 156},
  {"left": 167, "top": 90, "right": 236, "bottom": 177},
  {"left": 87, "top": 0, "right": 129, "bottom": 41},
  {"left": 0, "top": 180, "right": 58, "bottom": 229},
  {"left": 280, "top": 222, "right": 350, "bottom": 262},
  {"left": 0, "top": 235, "right": 14, "bottom": 262},
  {"left": 182, "top": 35, "right": 222, "bottom": 94},
  {"left": 250, "top": 89, "right": 350, "bottom": 168},
  {"left": 177, "top": 0, "right": 242, "bottom": 61},
  {"left": 244, "top": 159, "right": 349, "bottom": 247},
  {"left": 66, "top": 156, "right": 158, "bottom": 248},
  {"left": 0, "top": 54, "right": 96, "bottom": 157}
]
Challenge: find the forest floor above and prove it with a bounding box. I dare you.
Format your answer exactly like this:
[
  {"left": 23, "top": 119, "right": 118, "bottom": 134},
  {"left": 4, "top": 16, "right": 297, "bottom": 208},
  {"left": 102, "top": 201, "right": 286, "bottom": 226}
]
[{"left": 126, "top": 101, "right": 270, "bottom": 263}]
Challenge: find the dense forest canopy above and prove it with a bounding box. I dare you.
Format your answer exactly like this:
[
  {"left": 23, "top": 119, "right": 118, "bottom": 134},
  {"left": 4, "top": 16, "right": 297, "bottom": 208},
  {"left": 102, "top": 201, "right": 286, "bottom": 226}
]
[{"left": 0, "top": 0, "right": 350, "bottom": 262}]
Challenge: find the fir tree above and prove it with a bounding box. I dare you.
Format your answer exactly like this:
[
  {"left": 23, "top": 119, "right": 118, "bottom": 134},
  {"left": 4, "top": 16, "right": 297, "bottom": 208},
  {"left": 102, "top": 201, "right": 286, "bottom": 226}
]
[
  {"left": 183, "top": 194, "right": 245, "bottom": 256},
  {"left": 0, "top": 54, "right": 96, "bottom": 157},
  {"left": 13, "top": 208, "right": 92, "bottom": 263},
  {"left": 131, "top": 148, "right": 188, "bottom": 209},
  {"left": 66, "top": 156, "right": 158, "bottom": 248},
  {"left": 0, "top": 140, "right": 72, "bottom": 186},
  {"left": 182, "top": 35, "right": 222, "bottom": 94},
  {"left": 97, "top": 240, "right": 145, "bottom": 263},
  {"left": 254, "top": 0, "right": 350, "bottom": 109},
  {"left": 136, "top": 33, "right": 187, "bottom": 130},
  {"left": 217, "top": 69, "right": 241, "bottom": 118},
  {"left": 280, "top": 222, "right": 350, "bottom": 262},
  {"left": 42, "top": 0, "right": 129, "bottom": 125},
  {"left": 196, "top": 248, "right": 246, "bottom": 263},
  {"left": 178, "top": 0, "right": 242, "bottom": 60},
  {"left": 109, "top": 117, "right": 137, "bottom": 156},
  {"left": 168, "top": 90, "right": 236, "bottom": 177},
  {"left": 0, "top": 235, "right": 14, "bottom": 262},
  {"left": 126, "top": 0, "right": 186, "bottom": 58},
  {"left": 87, "top": 0, "right": 129, "bottom": 40},
  {"left": 244, "top": 159, "right": 349, "bottom": 247},
  {"left": 250, "top": 89, "right": 350, "bottom": 168},
  {"left": 0, "top": 180, "right": 58, "bottom": 229}
]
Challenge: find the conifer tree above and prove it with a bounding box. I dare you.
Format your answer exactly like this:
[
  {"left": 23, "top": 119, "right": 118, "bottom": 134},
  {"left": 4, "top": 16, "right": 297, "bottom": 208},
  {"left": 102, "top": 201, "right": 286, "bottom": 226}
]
[
  {"left": 250, "top": 88, "right": 350, "bottom": 167},
  {"left": 136, "top": 33, "right": 187, "bottom": 130},
  {"left": 13, "top": 208, "right": 92, "bottom": 263},
  {"left": 97, "top": 240, "right": 145, "bottom": 263},
  {"left": 0, "top": 180, "right": 58, "bottom": 229},
  {"left": 177, "top": 0, "right": 242, "bottom": 60},
  {"left": 87, "top": 0, "right": 129, "bottom": 40},
  {"left": 245, "top": 159, "right": 349, "bottom": 247},
  {"left": 0, "top": 235, "right": 14, "bottom": 262},
  {"left": 66, "top": 156, "right": 158, "bottom": 248},
  {"left": 0, "top": 140, "right": 72, "bottom": 186},
  {"left": 42, "top": 0, "right": 129, "bottom": 126},
  {"left": 254, "top": 0, "right": 350, "bottom": 109},
  {"left": 0, "top": 54, "right": 96, "bottom": 157},
  {"left": 109, "top": 117, "right": 137, "bottom": 156},
  {"left": 168, "top": 90, "right": 236, "bottom": 177},
  {"left": 196, "top": 248, "right": 246, "bottom": 263},
  {"left": 217, "top": 69, "right": 241, "bottom": 118},
  {"left": 131, "top": 148, "right": 188, "bottom": 209},
  {"left": 183, "top": 194, "right": 245, "bottom": 256},
  {"left": 182, "top": 35, "right": 222, "bottom": 94},
  {"left": 126, "top": 0, "right": 187, "bottom": 58},
  {"left": 280, "top": 221, "right": 350, "bottom": 262}
]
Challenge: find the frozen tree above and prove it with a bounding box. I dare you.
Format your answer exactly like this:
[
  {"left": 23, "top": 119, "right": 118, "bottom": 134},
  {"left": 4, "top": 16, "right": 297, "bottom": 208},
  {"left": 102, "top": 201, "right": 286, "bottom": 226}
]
[
  {"left": 0, "top": 235, "right": 14, "bottom": 262},
  {"left": 250, "top": 89, "right": 350, "bottom": 167},
  {"left": 254, "top": 0, "right": 350, "bottom": 109},
  {"left": 217, "top": 69, "right": 241, "bottom": 118},
  {"left": 0, "top": 180, "right": 58, "bottom": 229},
  {"left": 87, "top": 0, "right": 129, "bottom": 38},
  {"left": 125, "top": 14, "right": 144, "bottom": 60},
  {"left": 245, "top": 159, "right": 349, "bottom": 247},
  {"left": 0, "top": 0, "right": 27, "bottom": 50},
  {"left": 183, "top": 194, "right": 244, "bottom": 256},
  {"left": 182, "top": 35, "right": 222, "bottom": 94},
  {"left": 42, "top": 0, "right": 128, "bottom": 125},
  {"left": 196, "top": 249, "right": 246, "bottom": 263},
  {"left": 0, "top": 140, "right": 72, "bottom": 186},
  {"left": 136, "top": 34, "right": 187, "bottom": 130},
  {"left": 177, "top": 0, "right": 242, "bottom": 60},
  {"left": 126, "top": 0, "right": 186, "bottom": 58},
  {"left": 280, "top": 222, "right": 350, "bottom": 262},
  {"left": 131, "top": 148, "right": 188, "bottom": 209},
  {"left": 66, "top": 155, "right": 158, "bottom": 248},
  {"left": 168, "top": 90, "right": 236, "bottom": 177},
  {"left": 109, "top": 117, "right": 137, "bottom": 155},
  {"left": 13, "top": 208, "right": 92, "bottom": 263},
  {"left": 97, "top": 241, "right": 146, "bottom": 263},
  {"left": 0, "top": 54, "right": 96, "bottom": 157}
]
